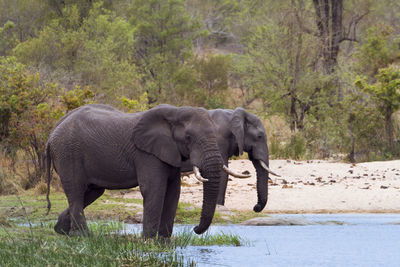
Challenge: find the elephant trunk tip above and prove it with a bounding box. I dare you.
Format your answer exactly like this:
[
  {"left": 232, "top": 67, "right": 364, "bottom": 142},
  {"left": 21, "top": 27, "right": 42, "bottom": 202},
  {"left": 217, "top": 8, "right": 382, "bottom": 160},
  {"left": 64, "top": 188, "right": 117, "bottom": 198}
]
[
  {"left": 253, "top": 203, "right": 265, "bottom": 213},
  {"left": 193, "top": 225, "right": 208, "bottom": 235}
]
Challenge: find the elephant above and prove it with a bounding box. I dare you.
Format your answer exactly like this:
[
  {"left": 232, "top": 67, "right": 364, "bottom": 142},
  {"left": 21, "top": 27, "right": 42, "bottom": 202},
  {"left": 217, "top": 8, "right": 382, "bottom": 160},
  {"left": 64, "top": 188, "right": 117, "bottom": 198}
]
[
  {"left": 45, "top": 103, "right": 240, "bottom": 238},
  {"left": 181, "top": 108, "right": 279, "bottom": 212}
]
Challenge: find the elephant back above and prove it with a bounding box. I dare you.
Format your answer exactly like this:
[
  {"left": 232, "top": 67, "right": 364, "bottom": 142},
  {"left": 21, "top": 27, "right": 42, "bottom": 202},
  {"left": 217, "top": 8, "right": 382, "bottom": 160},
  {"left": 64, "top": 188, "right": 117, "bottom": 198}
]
[{"left": 48, "top": 104, "right": 139, "bottom": 175}]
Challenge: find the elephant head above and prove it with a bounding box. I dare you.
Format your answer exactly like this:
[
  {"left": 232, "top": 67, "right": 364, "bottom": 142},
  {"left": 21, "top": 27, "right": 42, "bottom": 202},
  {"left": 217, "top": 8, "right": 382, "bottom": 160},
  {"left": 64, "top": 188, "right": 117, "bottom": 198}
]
[
  {"left": 132, "top": 104, "right": 223, "bottom": 234},
  {"left": 230, "top": 108, "right": 278, "bottom": 212}
]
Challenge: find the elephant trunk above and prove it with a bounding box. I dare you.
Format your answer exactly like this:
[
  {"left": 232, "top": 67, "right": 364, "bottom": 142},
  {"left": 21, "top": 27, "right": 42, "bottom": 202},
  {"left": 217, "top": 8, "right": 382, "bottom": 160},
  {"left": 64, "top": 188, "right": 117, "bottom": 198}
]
[
  {"left": 252, "top": 159, "right": 269, "bottom": 212},
  {"left": 194, "top": 180, "right": 220, "bottom": 234},
  {"left": 193, "top": 141, "right": 222, "bottom": 234}
]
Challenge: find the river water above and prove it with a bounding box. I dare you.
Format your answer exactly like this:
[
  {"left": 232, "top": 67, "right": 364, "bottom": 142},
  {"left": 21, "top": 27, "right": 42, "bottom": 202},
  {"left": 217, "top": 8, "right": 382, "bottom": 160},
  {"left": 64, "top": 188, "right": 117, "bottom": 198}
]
[{"left": 126, "top": 214, "right": 400, "bottom": 267}]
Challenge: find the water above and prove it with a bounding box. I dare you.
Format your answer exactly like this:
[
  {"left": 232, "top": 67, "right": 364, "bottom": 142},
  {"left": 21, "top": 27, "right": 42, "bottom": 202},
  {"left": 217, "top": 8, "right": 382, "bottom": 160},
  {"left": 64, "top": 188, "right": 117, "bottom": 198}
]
[{"left": 126, "top": 214, "right": 400, "bottom": 267}]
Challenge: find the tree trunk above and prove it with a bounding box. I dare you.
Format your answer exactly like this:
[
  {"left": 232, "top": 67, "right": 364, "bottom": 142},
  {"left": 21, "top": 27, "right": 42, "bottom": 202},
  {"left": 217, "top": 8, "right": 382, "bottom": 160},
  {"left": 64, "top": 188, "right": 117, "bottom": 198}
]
[
  {"left": 312, "top": 0, "right": 343, "bottom": 75},
  {"left": 290, "top": 95, "right": 297, "bottom": 132},
  {"left": 349, "top": 120, "right": 355, "bottom": 163},
  {"left": 385, "top": 106, "right": 394, "bottom": 151}
]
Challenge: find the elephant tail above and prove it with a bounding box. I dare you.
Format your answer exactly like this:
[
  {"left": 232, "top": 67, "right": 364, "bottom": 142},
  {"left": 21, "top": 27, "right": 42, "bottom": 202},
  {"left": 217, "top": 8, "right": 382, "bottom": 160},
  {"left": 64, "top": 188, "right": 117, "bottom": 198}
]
[{"left": 45, "top": 142, "right": 52, "bottom": 215}]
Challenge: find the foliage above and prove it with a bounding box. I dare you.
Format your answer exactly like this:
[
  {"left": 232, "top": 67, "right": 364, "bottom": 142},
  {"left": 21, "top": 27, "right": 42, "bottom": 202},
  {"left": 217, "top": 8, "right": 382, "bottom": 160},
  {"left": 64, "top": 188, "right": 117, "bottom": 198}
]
[
  {"left": 1, "top": 0, "right": 400, "bottom": 194},
  {"left": 0, "top": 0, "right": 50, "bottom": 45},
  {"left": 0, "top": 56, "right": 63, "bottom": 188},
  {"left": 232, "top": 11, "right": 327, "bottom": 130},
  {"left": 355, "top": 25, "right": 400, "bottom": 77},
  {"left": 14, "top": 2, "right": 142, "bottom": 100},
  {"left": 120, "top": 92, "right": 149, "bottom": 112},
  {"left": 60, "top": 86, "right": 95, "bottom": 112},
  {"left": 0, "top": 56, "right": 98, "bottom": 189},
  {"left": 0, "top": 21, "right": 17, "bottom": 56},
  {"left": 129, "top": 0, "right": 207, "bottom": 104},
  {"left": 355, "top": 65, "right": 400, "bottom": 152},
  {"left": 269, "top": 132, "right": 307, "bottom": 160},
  {"left": 193, "top": 54, "right": 232, "bottom": 108},
  {"left": 355, "top": 65, "right": 400, "bottom": 114}
]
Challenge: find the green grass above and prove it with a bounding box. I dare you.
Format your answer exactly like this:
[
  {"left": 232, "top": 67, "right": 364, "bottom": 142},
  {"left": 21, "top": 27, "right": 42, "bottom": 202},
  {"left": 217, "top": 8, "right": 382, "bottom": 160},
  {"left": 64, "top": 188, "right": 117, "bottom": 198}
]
[
  {"left": 0, "top": 220, "right": 247, "bottom": 267},
  {"left": 0, "top": 223, "right": 190, "bottom": 266},
  {"left": 0, "top": 190, "right": 255, "bottom": 266},
  {"left": 0, "top": 191, "right": 145, "bottom": 224},
  {"left": 0, "top": 190, "right": 266, "bottom": 225}
]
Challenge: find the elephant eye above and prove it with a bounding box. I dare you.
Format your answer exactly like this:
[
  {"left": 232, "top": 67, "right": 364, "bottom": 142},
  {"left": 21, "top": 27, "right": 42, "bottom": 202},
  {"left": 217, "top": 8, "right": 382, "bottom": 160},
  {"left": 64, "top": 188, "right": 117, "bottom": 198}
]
[
  {"left": 185, "top": 134, "right": 191, "bottom": 142},
  {"left": 257, "top": 134, "right": 263, "bottom": 139}
]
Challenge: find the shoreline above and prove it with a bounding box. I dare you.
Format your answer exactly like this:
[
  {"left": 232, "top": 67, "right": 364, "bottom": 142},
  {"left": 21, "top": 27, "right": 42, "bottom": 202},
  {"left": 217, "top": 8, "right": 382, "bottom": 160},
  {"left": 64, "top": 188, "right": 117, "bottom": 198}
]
[{"left": 255, "top": 209, "right": 400, "bottom": 214}]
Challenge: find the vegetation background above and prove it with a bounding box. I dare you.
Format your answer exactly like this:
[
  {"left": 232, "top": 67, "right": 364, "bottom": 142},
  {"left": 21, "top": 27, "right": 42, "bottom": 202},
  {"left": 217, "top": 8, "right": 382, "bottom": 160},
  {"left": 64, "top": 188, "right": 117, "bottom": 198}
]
[{"left": 0, "top": 0, "right": 399, "bottom": 194}]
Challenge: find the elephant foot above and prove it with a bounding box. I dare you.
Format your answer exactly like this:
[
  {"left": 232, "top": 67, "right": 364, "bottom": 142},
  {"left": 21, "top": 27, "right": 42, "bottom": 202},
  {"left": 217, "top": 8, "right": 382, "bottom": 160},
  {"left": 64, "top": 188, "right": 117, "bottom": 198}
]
[
  {"left": 69, "top": 227, "right": 90, "bottom": 237},
  {"left": 54, "top": 210, "right": 90, "bottom": 236},
  {"left": 69, "top": 216, "right": 90, "bottom": 237},
  {"left": 54, "top": 210, "right": 71, "bottom": 235}
]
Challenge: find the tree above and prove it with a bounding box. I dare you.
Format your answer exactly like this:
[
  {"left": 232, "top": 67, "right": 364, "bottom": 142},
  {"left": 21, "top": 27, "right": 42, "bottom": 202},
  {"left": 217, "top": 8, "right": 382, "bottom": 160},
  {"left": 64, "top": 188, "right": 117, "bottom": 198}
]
[
  {"left": 233, "top": 3, "right": 325, "bottom": 131},
  {"left": 0, "top": 0, "right": 49, "bottom": 43},
  {"left": 129, "top": 0, "right": 206, "bottom": 104},
  {"left": 0, "top": 56, "right": 61, "bottom": 187},
  {"left": 0, "top": 21, "right": 18, "bottom": 56},
  {"left": 186, "top": 0, "right": 242, "bottom": 49},
  {"left": 194, "top": 54, "right": 231, "bottom": 108},
  {"left": 355, "top": 65, "right": 400, "bottom": 151},
  {"left": 355, "top": 25, "right": 400, "bottom": 77},
  {"left": 14, "top": 2, "right": 141, "bottom": 101},
  {"left": 308, "top": 0, "right": 369, "bottom": 74}
]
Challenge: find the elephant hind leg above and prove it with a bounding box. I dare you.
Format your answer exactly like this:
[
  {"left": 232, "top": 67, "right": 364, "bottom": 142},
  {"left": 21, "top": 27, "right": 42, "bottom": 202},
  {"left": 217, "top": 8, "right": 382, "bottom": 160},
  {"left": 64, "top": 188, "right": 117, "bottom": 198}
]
[
  {"left": 60, "top": 178, "right": 88, "bottom": 236},
  {"left": 54, "top": 208, "right": 71, "bottom": 235},
  {"left": 158, "top": 172, "right": 181, "bottom": 238},
  {"left": 70, "top": 186, "right": 104, "bottom": 235},
  {"left": 68, "top": 196, "right": 88, "bottom": 236},
  {"left": 54, "top": 186, "right": 105, "bottom": 235},
  {"left": 84, "top": 186, "right": 105, "bottom": 208}
]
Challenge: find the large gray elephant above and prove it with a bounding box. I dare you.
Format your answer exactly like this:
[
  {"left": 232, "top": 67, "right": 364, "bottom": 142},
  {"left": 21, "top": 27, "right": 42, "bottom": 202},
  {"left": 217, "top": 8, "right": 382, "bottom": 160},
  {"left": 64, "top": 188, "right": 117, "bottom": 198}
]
[
  {"left": 46, "top": 104, "right": 231, "bottom": 238},
  {"left": 182, "top": 108, "right": 279, "bottom": 212}
]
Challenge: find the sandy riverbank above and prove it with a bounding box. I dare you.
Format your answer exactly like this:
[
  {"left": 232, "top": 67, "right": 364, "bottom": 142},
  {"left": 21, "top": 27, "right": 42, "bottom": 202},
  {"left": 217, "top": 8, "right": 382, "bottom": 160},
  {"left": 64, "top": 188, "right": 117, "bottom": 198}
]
[{"left": 126, "top": 159, "right": 400, "bottom": 213}]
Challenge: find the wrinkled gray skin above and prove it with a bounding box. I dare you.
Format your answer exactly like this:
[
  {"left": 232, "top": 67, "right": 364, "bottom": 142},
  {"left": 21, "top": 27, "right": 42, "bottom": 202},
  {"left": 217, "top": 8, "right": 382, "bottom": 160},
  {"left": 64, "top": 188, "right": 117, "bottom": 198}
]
[
  {"left": 46, "top": 104, "right": 223, "bottom": 238},
  {"left": 182, "top": 108, "right": 270, "bottom": 212}
]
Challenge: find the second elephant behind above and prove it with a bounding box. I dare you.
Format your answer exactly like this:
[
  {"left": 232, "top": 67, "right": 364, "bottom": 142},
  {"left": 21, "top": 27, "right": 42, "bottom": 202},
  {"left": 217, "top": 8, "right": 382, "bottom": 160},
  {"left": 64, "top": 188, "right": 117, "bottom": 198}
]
[{"left": 182, "top": 108, "right": 278, "bottom": 212}]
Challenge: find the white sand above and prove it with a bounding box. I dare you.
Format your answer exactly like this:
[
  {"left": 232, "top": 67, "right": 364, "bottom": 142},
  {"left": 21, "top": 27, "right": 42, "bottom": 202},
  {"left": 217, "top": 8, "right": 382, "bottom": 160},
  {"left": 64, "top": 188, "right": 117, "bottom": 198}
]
[{"left": 176, "top": 159, "right": 400, "bottom": 213}]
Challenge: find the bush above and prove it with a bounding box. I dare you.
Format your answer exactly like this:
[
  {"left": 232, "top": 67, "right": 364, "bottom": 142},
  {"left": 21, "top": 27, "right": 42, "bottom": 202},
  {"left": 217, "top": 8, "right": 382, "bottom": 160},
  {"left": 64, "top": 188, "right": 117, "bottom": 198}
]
[{"left": 269, "top": 132, "right": 307, "bottom": 160}]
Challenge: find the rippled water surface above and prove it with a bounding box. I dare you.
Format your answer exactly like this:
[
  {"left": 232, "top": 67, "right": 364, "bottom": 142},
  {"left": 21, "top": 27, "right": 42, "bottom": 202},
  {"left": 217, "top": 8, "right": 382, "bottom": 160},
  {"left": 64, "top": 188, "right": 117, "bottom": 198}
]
[{"left": 125, "top": 214, "right": 400, "bottom": 267}]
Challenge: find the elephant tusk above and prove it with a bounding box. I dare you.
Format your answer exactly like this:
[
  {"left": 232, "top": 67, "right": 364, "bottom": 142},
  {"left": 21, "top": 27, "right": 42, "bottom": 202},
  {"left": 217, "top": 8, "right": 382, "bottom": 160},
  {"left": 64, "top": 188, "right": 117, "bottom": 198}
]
[
  {"left": 259, "top": 160, "right": 281, "bottom": 177},
  {"left": 222, "top": 165, "right": 251, "bottom": 178},
  {"left": 193, "top": 166, "right": 209, "bottom": 182}
]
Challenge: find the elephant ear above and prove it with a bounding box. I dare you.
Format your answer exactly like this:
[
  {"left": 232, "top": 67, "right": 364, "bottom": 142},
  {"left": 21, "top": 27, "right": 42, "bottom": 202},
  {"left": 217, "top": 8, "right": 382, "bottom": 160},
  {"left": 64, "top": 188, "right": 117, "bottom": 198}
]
[
  {"left": 132, "top": 105, "right": 181, "bottom": 167},
  {"left": 230, "top": 108, "right": 246, "bottom": 155}
]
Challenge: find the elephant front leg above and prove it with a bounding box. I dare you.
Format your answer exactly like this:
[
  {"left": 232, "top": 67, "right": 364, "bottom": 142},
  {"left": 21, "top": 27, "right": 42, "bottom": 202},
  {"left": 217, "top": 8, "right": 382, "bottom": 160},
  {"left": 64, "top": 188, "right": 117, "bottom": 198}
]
[
  {"left": 136, "top": 153, "right": 174, "bottom": 238},
  {"left": 141, "top": 184, "right": 167, "bottom": 238},
  {"left": 158, "top": 172, "right": 181, "bottom": 238},
  {"left": 216, "top": 158, "right": 230, "bottom": 206}
]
